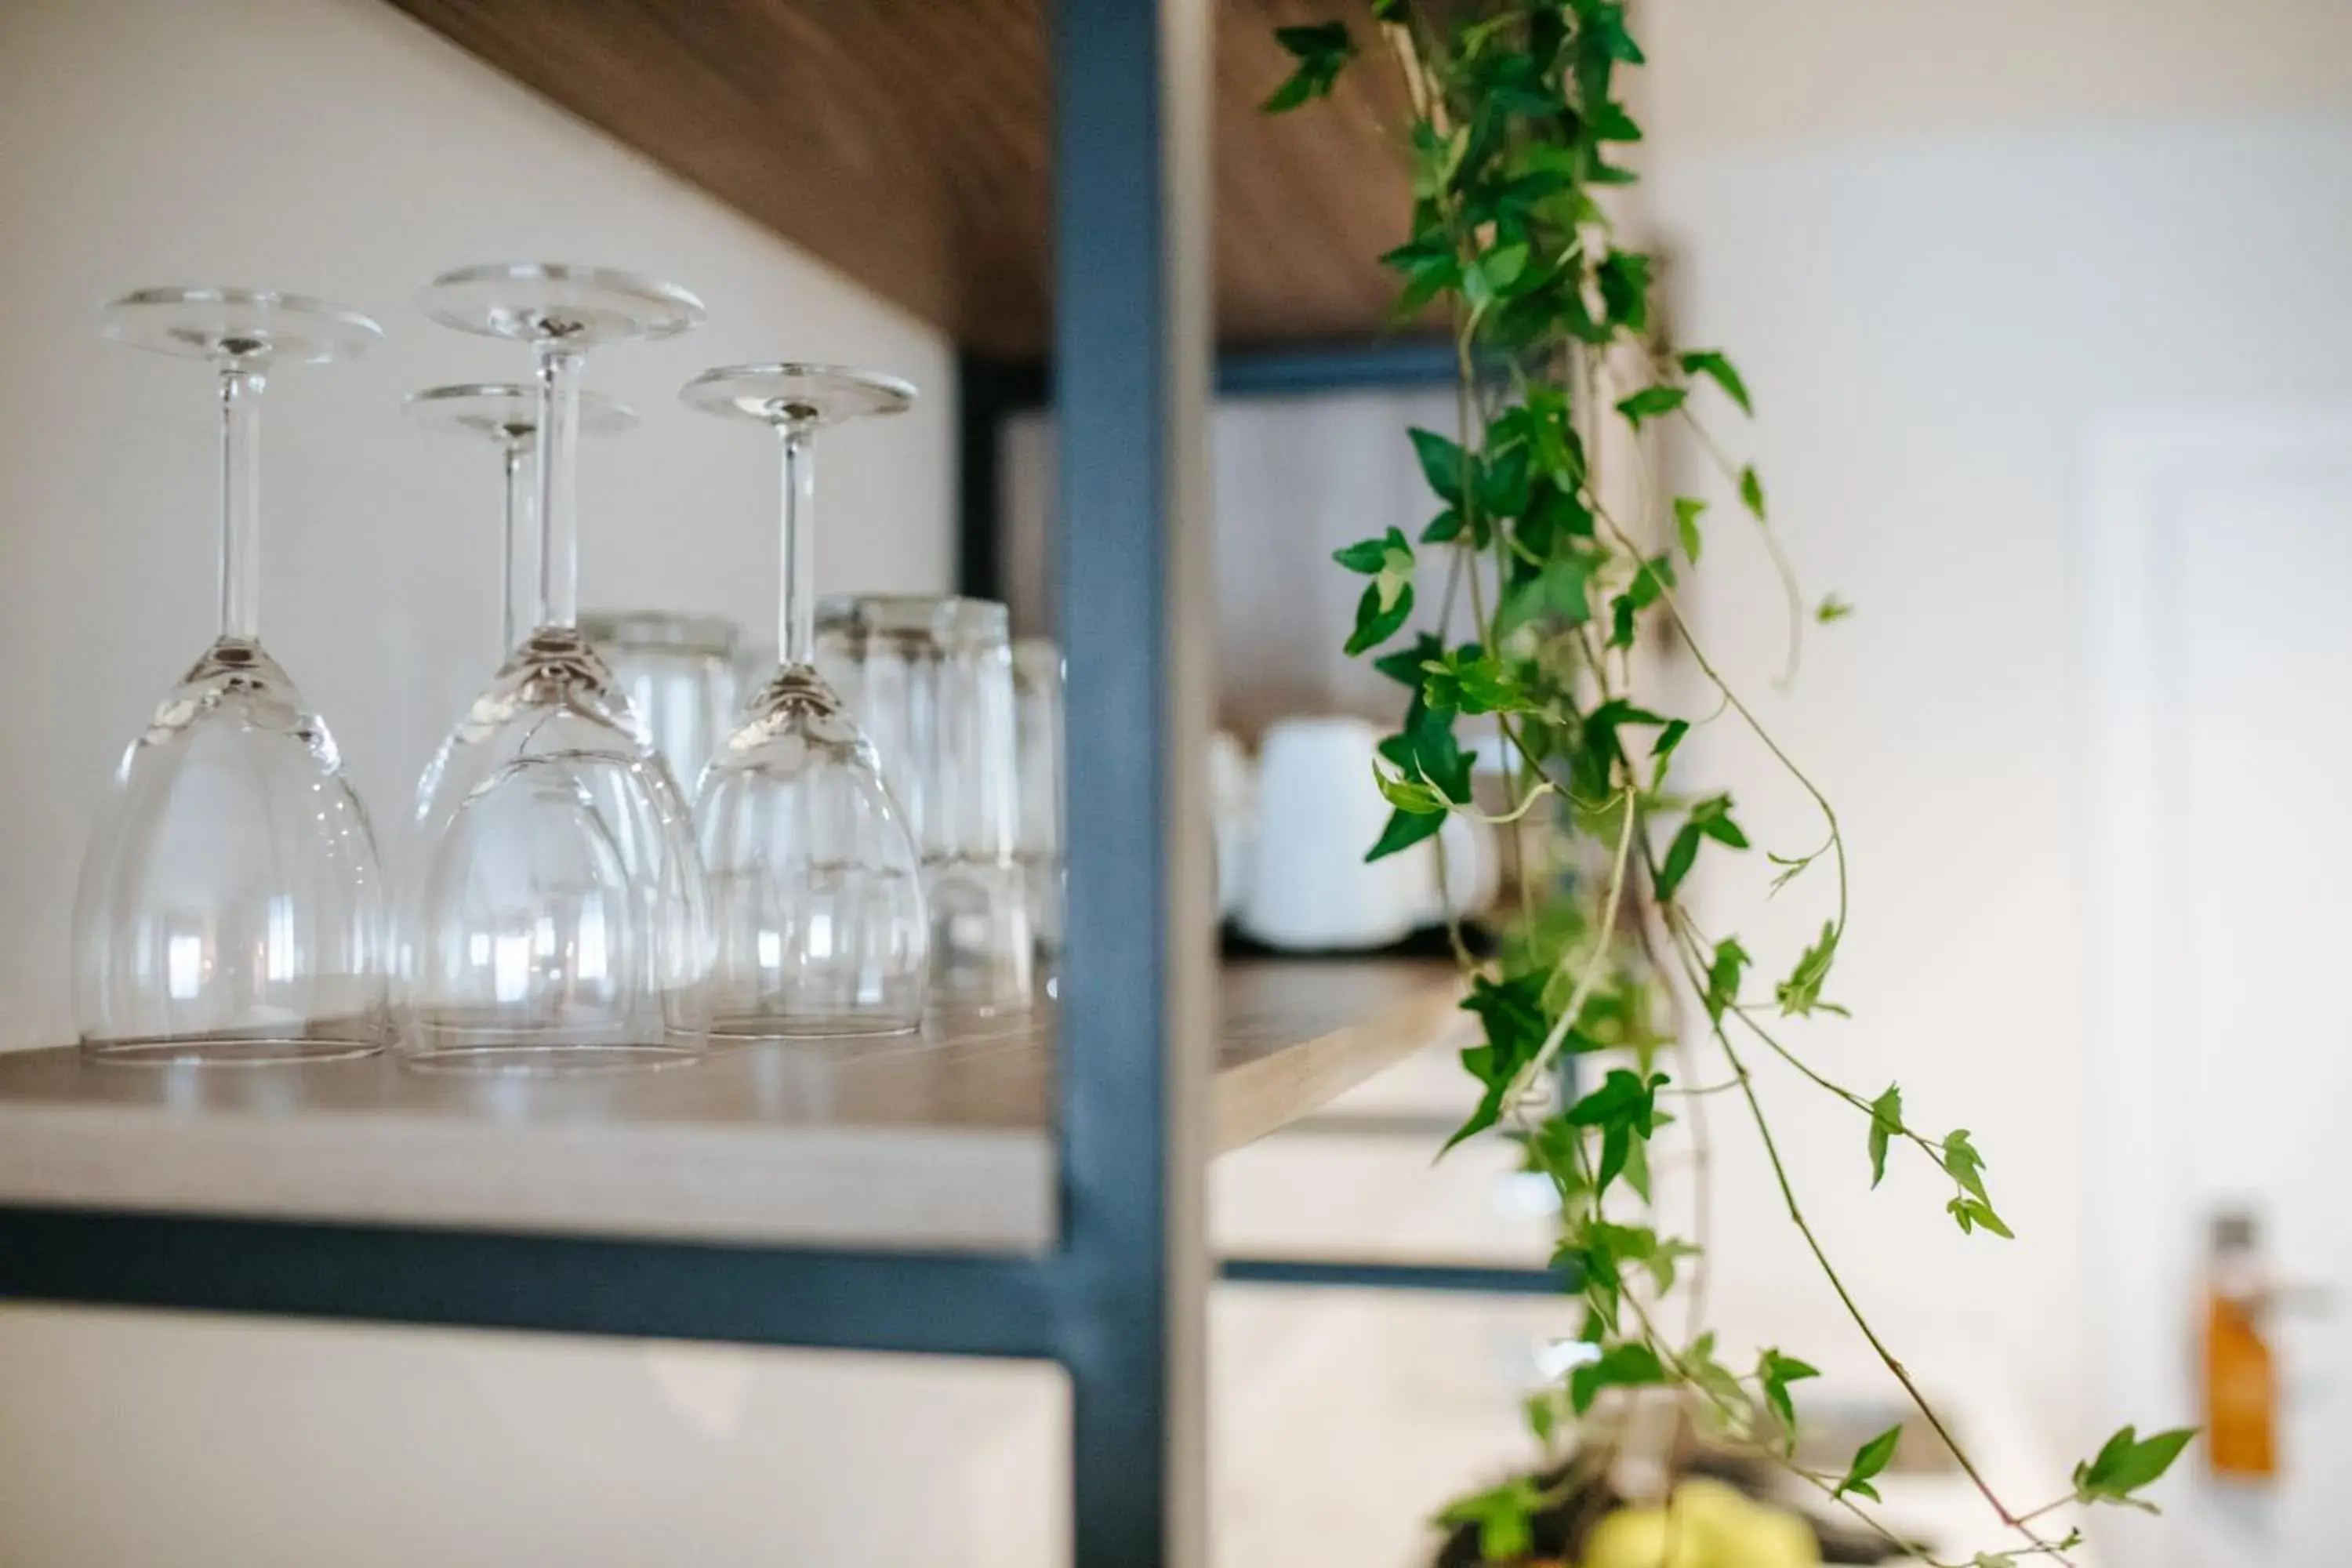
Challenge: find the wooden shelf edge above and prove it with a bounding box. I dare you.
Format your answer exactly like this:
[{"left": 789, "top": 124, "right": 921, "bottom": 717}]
[{"left": 0, "top": 960, "right": 1467, "bottom": 1256}]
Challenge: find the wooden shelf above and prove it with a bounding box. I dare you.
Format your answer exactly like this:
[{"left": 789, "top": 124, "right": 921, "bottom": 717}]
[
  {"left": 0, "top": 959, "right": 1464, "bottom": 1258},
  {"left": 382, "top": 0, "right": 1417, "bottom": 354}
]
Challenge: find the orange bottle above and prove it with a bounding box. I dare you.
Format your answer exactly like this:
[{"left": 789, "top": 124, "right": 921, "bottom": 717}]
[{"left": 2204, "top": 1212, "right": 2278, "bottom": 1480}]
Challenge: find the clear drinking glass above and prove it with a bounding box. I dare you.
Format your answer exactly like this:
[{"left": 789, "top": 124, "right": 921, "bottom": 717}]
[
  {"left": 683, "top": 365, "right": 927, "bottom": 1037},
  {"left": 1011, "top": 637, "right": 1065, "bottom": 992},
  {"left": 580, "top": 610, "right": 746, "bottom": 795},
  {"left": 817, "top": 595, "right": 1033, "bottom": 1021},
  {"left": 73, "top": 287, "right": 390, "bottom": 1063},
  {"left": 403, "top": 382, "right": 637, "bottom": 657},
  {"left": 400, "top": 264, "right": 710, "bottom": 1073}
]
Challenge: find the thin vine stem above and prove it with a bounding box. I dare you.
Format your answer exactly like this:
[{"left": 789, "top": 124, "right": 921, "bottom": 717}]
[
  {"left": 1668, "top": 940, "right": 2073, "bottom": 1564},
  {"left": 1592, "top": 502, "right": 1849, "bottom": 943}
]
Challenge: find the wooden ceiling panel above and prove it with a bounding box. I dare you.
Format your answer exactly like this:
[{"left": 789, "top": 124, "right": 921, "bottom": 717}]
[{"left": 387, "top": 0, "right": 1413, "bottom": 354}]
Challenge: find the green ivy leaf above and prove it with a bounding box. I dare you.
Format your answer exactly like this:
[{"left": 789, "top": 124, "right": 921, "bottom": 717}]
[
  {"left": 1703, "top": 937, "right": 1749, "bottom": 1022},
  {"left": 1940, "top": 1131, "right": 2013, "bottom": 1236},
  {"left": 1332, "top": 530, "right": 1394, "bottom": 574},
  {"left": 1614, "top": 385, "right": 1686, "bottom": 430},
  {"left": 1650, "top": 716, "right": 1691, "bottom": 787},
  {"left": 1656, "top": 825, "right": 1703, "bottom": 900},
  {"left": 1566, "top": 1068, "right": 1666, "bottom": 1195},
  {"left": 1345, "top": 578, "right": 1414, "bottom": 656},
  {"left": 1479, "top": 242, "right": 1530, "bottom": 293},
  {"left": 1434, "top": 1478, "right": 1544, "bottom": 1563},
  {"left": 2073, "top": 1425, "right": 2198, "bottom": 1511},
  {"left": 1816, "top": 593, "right": 1855, "bottom": 623},
  {"left": 1595, "top": 249, "right": 1653, "bottom": 334},
  {"left": 1372, "top": 760, "right": 1448, "bottom": 816},
  {"left": 1569, "top": 1341, "right": 1666, "bottom": 1415},
  {"left": 1947, "top": 1195, "right": 2015, "bottom": 1239},
  {"left": 1590, "top": 98, "right": 1643, "bottom": 143},
  {"left": 1523, "top": 1389, "right": 1559, "bottom": 1449},
  {"left": 1679, "top": 350, "right": 1753, "bottom": 416},
  {"left": 1262, "top": 21, "right": 1356, "bottom": 112},
  {"left": 1371, "top": 632, "right": 1444, "bottom": 688},
  {"left": 1867, "top": 1083, "right": 1903, "bottom": 1189},
  {"left": 1674, "top": 496, "right": 1707, "bottom": 564},
  {"left": 1627, "top": 551, "right": 1675, "bottom": 609},
  {"left": 1942, "top": 1129, "right": 1988, "bottom": 1201},
  {"left": 1408, "top": 427, "right": 1467, "bottom": 505},
  {"left": 1424, "top": 646, "right": 1540, "bottom": 717},
  {"left": 1364, "top": 804, "right": 1445, "bottom": 865},
  {"left": 1756, "top": 1348, "right": 1820, "bottom": 1443},
  {"left": 1654, "top": 793, "right": 1746, "bottom": 902},
  {"left": 1584, "top": 2, "right": 1646, "bottom": 64},
  {"left": 1739, "top": 464, "right": 1769, "bottom": 522},
  {"left": 1385, "top": 697, "right": 1473, "bottom": 804},
  {"left": 1566, "top": 1068, "right": 1663, "bottom": 1131},
  {"left": 1334, "top": 525, "right": 1412, "bottom": 576},
  {"left": 1608, "top": 593, "right": 1638, "bottom": 649},
  {"left": 1775, "top": 920, "right": 1839, "bottom": 1015},
  {"left": 1446, "top": 972, "right": 1550, "bottom": 1151},
  {"left": 1836, "top": 1424, "right": 1903, "bottom": 1502}
]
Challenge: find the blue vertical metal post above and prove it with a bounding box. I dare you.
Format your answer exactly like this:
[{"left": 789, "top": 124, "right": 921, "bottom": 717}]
[{"left": 1053, "top": 0, "right": 1213, "bottom": 1564}]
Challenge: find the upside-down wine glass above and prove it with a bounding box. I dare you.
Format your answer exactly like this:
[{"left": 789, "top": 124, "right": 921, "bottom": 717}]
[
  {"left": 400, "top": 264, "right": 710, "bottom": 1072},
  {"left": 73, "top": 288, "right": 390, "bottom": 1063},
  {"left": 402, "top": 382, "right": 637, "bottom": 657},
  {"left": 682, "top": 364, "right": 927, "bottom": 1036}
]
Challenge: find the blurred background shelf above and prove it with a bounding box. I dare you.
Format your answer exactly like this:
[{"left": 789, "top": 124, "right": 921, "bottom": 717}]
[
  {"left": 0, "top": 958, "right": 1461, "bottom": 1254},
  {"left": 382, "top": 0, "right": 1418, "bottom": 354}
]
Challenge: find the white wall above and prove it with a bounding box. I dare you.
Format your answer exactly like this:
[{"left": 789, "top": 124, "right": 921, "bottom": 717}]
[
  {"left": 1640, "top": 1, "right": 2352, "bottom": 1476},
  {"left": 0, "top": 5, "right": 1043, "bottom": 1566}
]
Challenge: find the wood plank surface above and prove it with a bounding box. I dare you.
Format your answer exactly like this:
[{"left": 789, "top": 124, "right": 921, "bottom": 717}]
[
  {"left": 381, "top": 0, "right": 1417, "bottom": 354},
  {"left": 0, "top": 960, "right": 1465, "bottom": 1254}
]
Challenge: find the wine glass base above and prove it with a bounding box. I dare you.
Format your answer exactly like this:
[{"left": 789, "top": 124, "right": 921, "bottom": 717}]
[
  {"left": 709, "top": 1012, "right": 924, "bottom": 1043},
  {"left": 419, "top": 263, "right": 706, "bottom": 347},
  {"left": 404, "top": 383, "right": 638, "bottom": 443},
  {"left": 401, "top": 1039, "right": 704, "bottom": 1077},
  {"left": 82, "top": 1034, "right": 384, "bottom": 1068},
  {"left": 681, "top": 363, "right": 916, "bottom": 427},
  {"left": 98, "top": 287, "right": 383, "bottom": 365}
]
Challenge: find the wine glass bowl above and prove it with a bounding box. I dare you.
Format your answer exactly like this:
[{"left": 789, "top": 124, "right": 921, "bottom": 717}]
[
  {"left": 698, "top": 668, "right": 927, "bottom": 1036},
  {"left": 405, "top": 751, "right": 699, "bottom": 1072},
  {"left": 74, "top": 288, "right": 390, "bottom": 1064},
  {"left": 681, "top": 362, "right": 928, "bottom": 1039},
  {"left": 398, "top": 264, "right": 710, "bottom": 1073}
]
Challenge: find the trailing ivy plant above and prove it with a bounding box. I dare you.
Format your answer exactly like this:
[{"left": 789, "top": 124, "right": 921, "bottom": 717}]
[{"left": 1265, "top": 5, "right": 2186, "bottom": 1564}]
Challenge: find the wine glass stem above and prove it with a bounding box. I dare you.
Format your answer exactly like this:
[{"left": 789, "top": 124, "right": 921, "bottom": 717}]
[
  {"left": 533, "top": 339, "right": 584, "bottom": 632},
  {"left": 501, "top": 438, "right": 536, "bottom": 654},
  {"left": 217, "top": 366, "right": 264, "bottom": 644},
  {"left": 778, "top": 418, "right": 818, "bottom": 667}
]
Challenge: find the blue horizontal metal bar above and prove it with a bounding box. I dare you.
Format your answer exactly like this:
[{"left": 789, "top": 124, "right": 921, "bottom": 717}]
[
  {"left": 972, "top": 336, "right": 1463, "bottom": 423},
  {"left": 0, "top": 1207, "right": 1064, "bottom": 1359},
  {"left": 1218, "top": 1257, "right": 1570, "bottom": 1296},
  {"left": 1214, "top": 338, "right": 1461, "bottom": 398}
]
